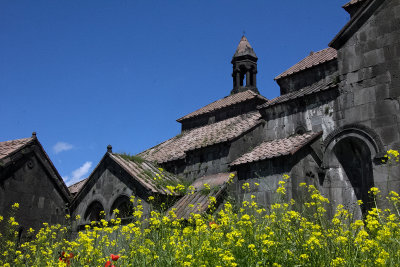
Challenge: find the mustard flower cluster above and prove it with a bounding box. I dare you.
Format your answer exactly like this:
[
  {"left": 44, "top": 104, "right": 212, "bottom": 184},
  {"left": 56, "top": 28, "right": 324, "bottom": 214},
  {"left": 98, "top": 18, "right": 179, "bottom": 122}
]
[{"left": 0, "top": 152, "right": 399, "bottom": 266}]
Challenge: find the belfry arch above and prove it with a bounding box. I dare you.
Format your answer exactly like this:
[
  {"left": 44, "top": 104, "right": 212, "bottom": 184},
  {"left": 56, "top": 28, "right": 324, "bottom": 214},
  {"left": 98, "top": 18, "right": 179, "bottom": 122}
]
[{"left": 322, "top": 124, "right": 385, "bottom": 216}]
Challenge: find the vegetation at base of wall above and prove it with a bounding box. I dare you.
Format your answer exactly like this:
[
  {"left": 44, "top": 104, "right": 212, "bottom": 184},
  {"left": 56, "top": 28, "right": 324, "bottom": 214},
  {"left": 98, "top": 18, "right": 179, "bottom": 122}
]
[{"left": 0, "top": 150, "right": 398, "bottom": 266}]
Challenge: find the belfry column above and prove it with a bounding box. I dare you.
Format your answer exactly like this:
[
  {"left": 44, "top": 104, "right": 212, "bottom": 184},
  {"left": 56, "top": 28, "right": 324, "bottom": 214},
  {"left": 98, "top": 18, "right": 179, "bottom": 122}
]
[
  {"left": 246, "top": 69, "right": 251, "bottom": 86},
  {"left": 235, "top": 72, "right": 241, "bottom": 88}
]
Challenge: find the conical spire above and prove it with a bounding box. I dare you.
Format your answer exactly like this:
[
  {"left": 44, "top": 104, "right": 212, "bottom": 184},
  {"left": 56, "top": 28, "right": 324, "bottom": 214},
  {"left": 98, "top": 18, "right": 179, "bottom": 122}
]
[{"left": 233, "top": 36, "right": 257, "bottom": 59}]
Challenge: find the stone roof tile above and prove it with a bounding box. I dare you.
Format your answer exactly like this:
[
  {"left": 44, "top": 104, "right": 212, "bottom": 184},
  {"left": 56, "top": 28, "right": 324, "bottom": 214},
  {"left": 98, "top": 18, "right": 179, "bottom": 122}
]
[
  {"left": 110, "top": 153, "right": 181, "bottom": 195},
  {"left": 275, "top": 47, "right": 337, "bottom": 80},
  {"left": 258, "top": 80, "right": 337, "bottom": 109},
  {"left": 141, "top": 112, "right": 262, "bottom": 164},
  {"left": 68, "top": 178, "right": 88, "bottom": 195},
  {"left": 230, "top": 132, "right": 322, "bottom": 166},
  {"left": 177, "top": 90, "right": 266, "bottom": 122},
  {"left": 0, "top": 137, "right": 34, "bottom": 160},
  {"left": 170, "top": 172, "right": 233, "bottom": 219}
]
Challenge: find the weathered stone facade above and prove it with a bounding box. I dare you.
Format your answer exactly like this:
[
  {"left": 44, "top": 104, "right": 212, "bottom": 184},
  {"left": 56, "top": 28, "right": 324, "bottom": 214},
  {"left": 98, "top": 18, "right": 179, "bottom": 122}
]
[
  {"left": 69, "top": 150, "right": 181, "bottom": 228},
  {"left": 140, "top": 0, "right": 400, "bottom": 218},
  {"left": 0, "top": 134, "right": 71, "bottom": 232}
]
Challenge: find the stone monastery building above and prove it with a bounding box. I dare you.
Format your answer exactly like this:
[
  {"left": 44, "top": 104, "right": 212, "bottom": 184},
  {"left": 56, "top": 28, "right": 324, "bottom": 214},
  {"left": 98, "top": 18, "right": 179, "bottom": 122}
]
[{"left": 1, "top": 0, "right": 400, "bottom": 231}]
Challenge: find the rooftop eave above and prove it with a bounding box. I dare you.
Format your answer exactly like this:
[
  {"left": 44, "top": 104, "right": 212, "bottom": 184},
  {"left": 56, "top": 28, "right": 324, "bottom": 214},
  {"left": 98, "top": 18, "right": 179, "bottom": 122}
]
[
  {"left": 329, "top": 0, "right": 384, "bottom": 49},
  {"left": 274, "top": 57, "right": 337, "bottom": 82}
]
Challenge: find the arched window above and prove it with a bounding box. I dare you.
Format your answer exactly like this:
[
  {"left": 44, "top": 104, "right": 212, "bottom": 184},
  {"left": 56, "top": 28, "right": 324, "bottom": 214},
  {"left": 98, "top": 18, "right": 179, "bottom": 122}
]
[
  {"left": 333, "top": 137, "right": 374, "bottom": 214},
  {"left": 110, "top": 195, "right": 133, "bottom": 219},
  {"left": 84, "top": 201, "right": 104, "bottom": 222}
]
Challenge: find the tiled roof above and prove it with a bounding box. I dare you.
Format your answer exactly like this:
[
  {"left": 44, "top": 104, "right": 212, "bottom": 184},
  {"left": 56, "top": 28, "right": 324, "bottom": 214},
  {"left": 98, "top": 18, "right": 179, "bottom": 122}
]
[
  {"left": 233, "top": 35, "right": 257, "bottom": 58},
  {"left": 343, "top": 0, "right": 366, "bottom": 8},
  {"left": 230, "top": 132, "right": 322, "bottom": 166},
  {"left": 110, "top": 153, "right": 181, "bottom": 195},
  {"left": 177, "top": 90, "right": 266, "bottom": 122},
  {"left": 257, "top": 81, "right": 337, "bottom": 109},
  {"left": 68, "top": 178, "right": 88, "bottom": 195},
  {"left": 0, "top": 137, "right": 34, "bottom": 160},
  {"left": 170, "top": 173, "right": 233, "bottom": 219},
  {"left": 141, "top": 112, "right": 262, "bottom": 163},
  {"left": 275, "top": 48, "right": 337, "bottom": 80}
]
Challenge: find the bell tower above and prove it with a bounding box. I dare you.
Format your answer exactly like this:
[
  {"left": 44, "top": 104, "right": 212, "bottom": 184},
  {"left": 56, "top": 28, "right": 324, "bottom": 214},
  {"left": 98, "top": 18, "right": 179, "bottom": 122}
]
[{"left": 231, "top": 36, "right": 259, "bottom": 94}]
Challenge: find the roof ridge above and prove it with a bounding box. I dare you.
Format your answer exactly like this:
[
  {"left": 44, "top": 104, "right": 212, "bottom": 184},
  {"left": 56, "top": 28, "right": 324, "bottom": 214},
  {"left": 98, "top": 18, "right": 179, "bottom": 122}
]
[
  {"left": 177, "top": 90, "right": 266, "bottom": 122},
  {"left": 142, "top": 111, "right": 262, "bottom": 164},
  {"left": 258, "top": 80, "right": 337, "bottom": 109},
  {"left": 275, "top": 47, "right": 337, "bottom": 80}
]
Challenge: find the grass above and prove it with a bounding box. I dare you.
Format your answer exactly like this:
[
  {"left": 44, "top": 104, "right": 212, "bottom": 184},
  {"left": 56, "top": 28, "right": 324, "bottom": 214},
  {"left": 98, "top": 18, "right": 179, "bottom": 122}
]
[{"left": 118, "top": 153, "right": 145, "bottom": 164}]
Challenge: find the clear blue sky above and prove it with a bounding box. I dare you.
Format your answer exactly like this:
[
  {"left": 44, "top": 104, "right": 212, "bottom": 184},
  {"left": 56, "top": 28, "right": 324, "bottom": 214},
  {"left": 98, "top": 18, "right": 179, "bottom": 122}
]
[{"left": 0, "top": 0, "right": 350, "bottom": 186}]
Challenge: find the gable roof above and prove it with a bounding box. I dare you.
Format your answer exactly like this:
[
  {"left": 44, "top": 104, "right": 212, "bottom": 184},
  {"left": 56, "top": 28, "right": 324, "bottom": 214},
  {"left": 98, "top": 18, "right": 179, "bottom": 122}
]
[
  {"left": 71, "top": 152, "right": 182, "bottom": 202},
  {"left": 177, "top": 90, "right": 267, "bottom": 122},
  {"left": 275, "top": 48, "right": 337, "bottom": 80},
  {"left": 0, "top": 137, "right": 35, "bottom": 160},
  {"left": 330, "top": 0, "right": 385, "bottom": 49},
  {"left": 141, "top": 111, "right": 262, "bottom": 163},
  {"left": 170, "top": 172, "right": 234, "bottom": 219},
  {"left": 109, "top": 153, "right": 181, "bottom": 195},
  {"left": 230, "top": 132, "right": 322, "bottom": 166},
  {"left": 0, "top": 135, "right": 71, "bottom": 202},
  {"left": 257, "top": 80, "right": 338, "bottom": 109}
]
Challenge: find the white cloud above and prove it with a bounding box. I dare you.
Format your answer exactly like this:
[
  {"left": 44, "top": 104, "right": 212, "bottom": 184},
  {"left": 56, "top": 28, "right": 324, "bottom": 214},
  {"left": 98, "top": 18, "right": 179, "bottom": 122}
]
[
  {"left": 64, "top": 161, "right": 92, "bottom": 186},
  {"left": 53, "top": 142, "right": 74, "bottom": 154}
]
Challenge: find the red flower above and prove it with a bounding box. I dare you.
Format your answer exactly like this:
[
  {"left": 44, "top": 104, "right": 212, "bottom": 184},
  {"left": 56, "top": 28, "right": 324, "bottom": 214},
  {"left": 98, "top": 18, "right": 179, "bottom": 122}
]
[
  {"left": 59, "top": 251, "right": 74, "bottom": 266},
  {"left": 209, "top": 221, "right": 219, "bottom": 229},
  {"left": 105, "top": 260, "right": 113, "bottom": 267},
  {"left": 111, "top": 254, "right": 120, "bottom": 261}
]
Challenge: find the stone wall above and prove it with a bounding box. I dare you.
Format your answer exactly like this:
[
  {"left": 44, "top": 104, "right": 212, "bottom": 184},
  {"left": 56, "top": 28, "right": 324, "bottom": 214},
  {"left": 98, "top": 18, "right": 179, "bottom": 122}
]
[
  {"left": 261, "top": 88, "right": 339, "bottom": 141},
  {"left": 323, "top": 0, "right": 400, "bottom": 214},
  {"left": 71, "top": 158, "right": 151, "bottom": 227},
  {"left": 336, "top": 0, "right": 400, "bottom": 149},
  {"left": 0, "top": 150, "right": 67, "bottom": 231},
  {"left": 277, "top": 60, "right": 338, "bottom": 95},
  {"left": 167, "top": 123, "right": 265, "bottom": 182},
  {"left": 229, "top": 146, "right": 321, "bottom": 208}
]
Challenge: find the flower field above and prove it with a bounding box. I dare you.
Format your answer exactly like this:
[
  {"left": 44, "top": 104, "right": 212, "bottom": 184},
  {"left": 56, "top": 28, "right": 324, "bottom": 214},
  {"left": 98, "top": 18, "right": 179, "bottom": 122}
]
[{"left": 0, "top": 150, "right": 399, "bottom": 266}]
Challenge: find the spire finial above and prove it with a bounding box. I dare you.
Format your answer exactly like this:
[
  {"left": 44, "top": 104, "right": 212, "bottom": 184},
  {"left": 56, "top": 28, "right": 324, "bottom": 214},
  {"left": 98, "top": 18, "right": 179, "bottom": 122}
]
[
  {"left": 107, "top": 145, "right": 112, "bottom": 153},
  {"left": 32, "top": 132, "right": 37, "bottom": 138}
]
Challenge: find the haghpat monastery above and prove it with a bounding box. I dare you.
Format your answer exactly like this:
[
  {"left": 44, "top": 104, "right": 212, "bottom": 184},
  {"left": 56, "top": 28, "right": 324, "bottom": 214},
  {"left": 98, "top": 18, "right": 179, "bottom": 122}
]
[{"left": 1, "top": 0, "right": 400, "bottom": 233}]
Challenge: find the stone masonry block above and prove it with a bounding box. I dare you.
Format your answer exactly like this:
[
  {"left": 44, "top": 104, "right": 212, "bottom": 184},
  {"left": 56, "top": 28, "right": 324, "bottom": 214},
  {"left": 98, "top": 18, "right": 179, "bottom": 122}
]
[
  {"left": 354, "top": 86, "right": 376, "bottom": 106},
  {"left": 364, "top": 49, "right": 386, "bottom": 67}
]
